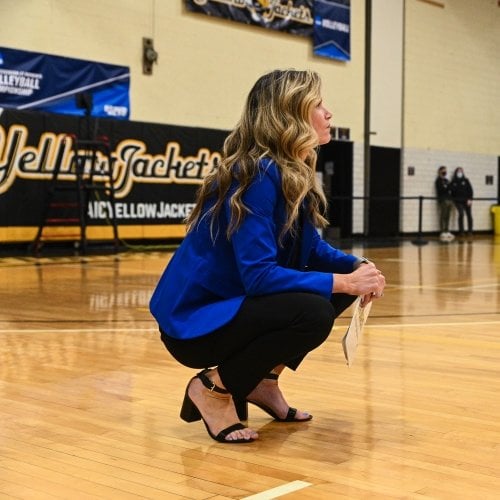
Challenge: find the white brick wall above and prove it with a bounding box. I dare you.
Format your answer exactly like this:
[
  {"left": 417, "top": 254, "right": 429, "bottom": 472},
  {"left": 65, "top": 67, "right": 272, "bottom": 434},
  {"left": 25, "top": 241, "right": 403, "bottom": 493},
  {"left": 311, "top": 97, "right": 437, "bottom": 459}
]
[
  {"left": 346, "top": 144, "right": 497, "bottom": 235},
  {"left": 352, "top": 142, "right": 365, "bottom": 234},
  {"left": 404, "top": 0, "right": 500, "bottom": 156},
  {"left": 401, "top": 148, "right": 497, "bottom": 233}
]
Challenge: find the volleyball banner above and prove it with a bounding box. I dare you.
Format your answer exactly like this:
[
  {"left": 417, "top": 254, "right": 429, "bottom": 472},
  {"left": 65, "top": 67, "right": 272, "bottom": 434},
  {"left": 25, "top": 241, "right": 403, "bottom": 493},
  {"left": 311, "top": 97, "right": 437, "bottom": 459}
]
[
  {"left": 0, "top": 109, "right": 227, "bottom": 238},
  {"left": 185, "top": 0, "right": 314, "bottom": 36},
  {"left": 0, "top": 47, "right": 130, "bottom": 119},
  {"left": 313, "top": 0, "right": 351, "bottom": 61}
]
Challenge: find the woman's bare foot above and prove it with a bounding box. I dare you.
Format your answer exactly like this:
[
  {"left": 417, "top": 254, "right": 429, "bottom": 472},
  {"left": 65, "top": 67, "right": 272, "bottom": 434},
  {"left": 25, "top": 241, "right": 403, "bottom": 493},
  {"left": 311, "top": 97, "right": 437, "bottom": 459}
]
[
  {"left": 188, "top": 371, "right": 258, "bottom": 441},
  {"left": 246, "top": 376, "right": 311, "bottom": 421}
]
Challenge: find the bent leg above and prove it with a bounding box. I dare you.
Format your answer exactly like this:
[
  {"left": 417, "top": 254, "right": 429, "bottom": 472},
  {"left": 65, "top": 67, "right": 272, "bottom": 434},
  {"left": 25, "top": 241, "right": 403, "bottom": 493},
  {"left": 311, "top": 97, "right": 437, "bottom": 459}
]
[
  {"left": 161, "top": 292, "right": 335, "bottom": 399},
  {"left": 285, "top": 292, "right": 356, "bottom": 371},
  {"left": 218, "top": 293, "right": 335, "bottom": 398}
]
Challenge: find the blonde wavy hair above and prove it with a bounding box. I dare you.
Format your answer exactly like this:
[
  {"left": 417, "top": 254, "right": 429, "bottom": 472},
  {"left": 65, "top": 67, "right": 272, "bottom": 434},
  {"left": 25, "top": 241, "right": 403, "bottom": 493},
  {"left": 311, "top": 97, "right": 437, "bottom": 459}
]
[{"left": 186, "top": 69, "right": 329, "bottom": 241}]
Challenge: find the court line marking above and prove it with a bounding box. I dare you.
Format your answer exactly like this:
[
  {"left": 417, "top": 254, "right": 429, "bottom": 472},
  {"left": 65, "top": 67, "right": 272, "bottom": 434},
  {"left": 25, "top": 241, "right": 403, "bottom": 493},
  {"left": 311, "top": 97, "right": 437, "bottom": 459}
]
[
  {"left": 0, "top": 328, "right": 157, "bottom": 333},
  {"left": 428, "top": 285, "right": 500, "bottom": 291},
  {"left": 390, "top": 283, "right": 499, "bottom": 291},
  {"left": 1, "top": 320, "right": 500, "bottom": 334},
  {"left": 364, "top": 320, "right": 500, "bottom": 328},
  {"left": 241, "top": 480, "right": 312, "bottom": 500}
]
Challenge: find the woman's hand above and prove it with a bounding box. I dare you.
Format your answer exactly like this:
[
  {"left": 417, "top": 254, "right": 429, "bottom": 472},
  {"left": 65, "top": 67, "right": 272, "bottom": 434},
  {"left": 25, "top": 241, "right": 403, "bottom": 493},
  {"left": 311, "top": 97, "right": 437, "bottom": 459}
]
[
  {"left": 333, "top": 261, "right": 385, "bottom": 305},
  {"left": 360, "top": 293, "right": 377, "bottom": 308}
]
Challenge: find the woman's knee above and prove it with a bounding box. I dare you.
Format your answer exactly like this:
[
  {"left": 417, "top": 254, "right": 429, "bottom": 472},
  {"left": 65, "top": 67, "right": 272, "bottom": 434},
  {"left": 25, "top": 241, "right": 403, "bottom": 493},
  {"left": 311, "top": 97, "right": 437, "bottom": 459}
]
[
  {"left": 294, "top": 293, "right": 335, "bottom": 336},
  {"left": 331, "top": 293, "right": 357, "bottom": 318}
]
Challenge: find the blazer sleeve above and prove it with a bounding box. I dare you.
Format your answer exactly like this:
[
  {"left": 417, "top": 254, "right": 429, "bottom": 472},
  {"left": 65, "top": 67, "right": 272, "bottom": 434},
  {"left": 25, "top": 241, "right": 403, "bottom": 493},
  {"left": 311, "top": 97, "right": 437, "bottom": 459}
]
[
  {"left": 227, "top": 164, "right": 334, "bottom": 298},
  {"left": 307, "top": 229, "right": 358, "bottom": 273}
]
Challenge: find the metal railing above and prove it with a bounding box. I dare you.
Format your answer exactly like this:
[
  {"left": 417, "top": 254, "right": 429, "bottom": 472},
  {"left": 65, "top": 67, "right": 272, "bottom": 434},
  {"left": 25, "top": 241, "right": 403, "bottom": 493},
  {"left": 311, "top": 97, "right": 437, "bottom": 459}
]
[{"left": 327, "top": 195, "right": 499, "bottom": 246}]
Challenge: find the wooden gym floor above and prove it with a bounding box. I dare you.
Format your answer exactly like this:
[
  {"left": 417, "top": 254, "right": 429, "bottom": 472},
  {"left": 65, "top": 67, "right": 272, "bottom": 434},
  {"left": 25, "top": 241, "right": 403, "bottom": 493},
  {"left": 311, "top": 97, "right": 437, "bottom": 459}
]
[{"left": 0, "top": 236, "right": 499, "bottom": 499}]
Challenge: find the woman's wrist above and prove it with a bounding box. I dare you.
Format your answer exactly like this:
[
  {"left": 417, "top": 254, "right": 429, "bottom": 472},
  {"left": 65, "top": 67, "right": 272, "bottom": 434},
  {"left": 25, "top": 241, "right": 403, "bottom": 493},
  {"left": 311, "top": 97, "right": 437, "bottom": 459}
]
[
  {"left": 353, "top": 256, "right": 370, "bottom": 270},
  {"left": 333, "top": 273, "right": 351, "bottom": 294}
]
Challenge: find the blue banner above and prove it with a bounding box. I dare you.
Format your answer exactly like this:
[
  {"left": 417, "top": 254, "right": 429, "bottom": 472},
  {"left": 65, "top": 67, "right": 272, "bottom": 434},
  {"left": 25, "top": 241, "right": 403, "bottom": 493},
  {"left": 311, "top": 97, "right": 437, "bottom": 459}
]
[
  {"left": 313, "top": 0, "right": 350, "bottom": 61},
  {"left": 186, "top": 0, "right": 314, "bottom": 37},
  {"left": 0, "top": 47, "right": 130, "bottom": 119}
]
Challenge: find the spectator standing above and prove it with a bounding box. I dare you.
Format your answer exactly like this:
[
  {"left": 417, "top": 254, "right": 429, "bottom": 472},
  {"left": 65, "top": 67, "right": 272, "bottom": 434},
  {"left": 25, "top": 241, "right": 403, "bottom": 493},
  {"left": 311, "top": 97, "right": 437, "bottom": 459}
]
[
  {"left": 450, "top": 167, "right": 474, "bottom": 236},
  {"left": 435, "top": 165, "right": 455, "bottom": 242}
]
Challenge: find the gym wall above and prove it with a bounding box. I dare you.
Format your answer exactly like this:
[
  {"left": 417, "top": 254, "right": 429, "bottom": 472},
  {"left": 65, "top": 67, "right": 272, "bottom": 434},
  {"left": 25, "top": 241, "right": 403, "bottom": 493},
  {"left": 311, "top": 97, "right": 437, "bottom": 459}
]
[{"left": 0, "top": 0, "right": 498, "bottom": 239}]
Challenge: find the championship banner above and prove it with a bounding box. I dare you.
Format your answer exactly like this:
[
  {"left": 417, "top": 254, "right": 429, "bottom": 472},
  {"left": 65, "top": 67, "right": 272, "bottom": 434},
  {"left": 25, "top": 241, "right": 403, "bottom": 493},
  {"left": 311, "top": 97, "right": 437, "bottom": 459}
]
[
  {"left": 185, "top": 0, "right": 314, "bottom": 36},
  {"left": 0, "top": 109, "right": 227, "bottom": 242},
  {"left": 0, "top": 47, "right": 130, "bottom": 119},
  {"left": 313, "top": 0, "right": 351, "bottom": 61}
]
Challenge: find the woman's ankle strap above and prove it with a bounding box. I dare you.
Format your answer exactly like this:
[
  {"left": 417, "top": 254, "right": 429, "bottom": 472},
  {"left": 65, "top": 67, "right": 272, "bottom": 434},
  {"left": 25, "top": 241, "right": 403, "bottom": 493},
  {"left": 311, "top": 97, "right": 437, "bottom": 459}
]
[{"left": 197, "top": 369, "right": 229, "bottom": 394}]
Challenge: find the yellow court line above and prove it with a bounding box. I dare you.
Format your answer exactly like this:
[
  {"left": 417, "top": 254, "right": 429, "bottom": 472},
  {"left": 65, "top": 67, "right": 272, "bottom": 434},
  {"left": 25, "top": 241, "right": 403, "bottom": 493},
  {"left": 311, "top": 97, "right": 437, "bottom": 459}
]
[{"left": 241, "top": 480, "right": 312, "bottom": 500}]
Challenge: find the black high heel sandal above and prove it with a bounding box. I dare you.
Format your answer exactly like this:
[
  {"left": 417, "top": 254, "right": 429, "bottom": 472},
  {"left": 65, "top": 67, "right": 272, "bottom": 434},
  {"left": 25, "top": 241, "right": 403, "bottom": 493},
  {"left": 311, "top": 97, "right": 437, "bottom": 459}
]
[
  {"left": 237, "top": 372, "right": 313, "bottom": 422},
  {"left": 180, "top": 369, "right": 254, "bottom": 443}
]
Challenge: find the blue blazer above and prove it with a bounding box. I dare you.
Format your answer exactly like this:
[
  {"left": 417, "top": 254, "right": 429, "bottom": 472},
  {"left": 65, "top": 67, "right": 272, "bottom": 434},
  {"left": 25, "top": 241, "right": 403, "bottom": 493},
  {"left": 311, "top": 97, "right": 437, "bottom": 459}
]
[{"left": 150, "top": 159, "right": 358, "bottom": 339}]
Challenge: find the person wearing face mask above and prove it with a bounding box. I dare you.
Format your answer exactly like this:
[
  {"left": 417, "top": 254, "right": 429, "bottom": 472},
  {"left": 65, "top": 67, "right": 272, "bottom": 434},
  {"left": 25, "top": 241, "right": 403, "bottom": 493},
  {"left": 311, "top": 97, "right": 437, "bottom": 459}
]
[
  {"left": 450, "top": 167, "right": 474, "bottom": 236},
  {"left": 435, "top": 166, "right": 455, "bottom": 241}
]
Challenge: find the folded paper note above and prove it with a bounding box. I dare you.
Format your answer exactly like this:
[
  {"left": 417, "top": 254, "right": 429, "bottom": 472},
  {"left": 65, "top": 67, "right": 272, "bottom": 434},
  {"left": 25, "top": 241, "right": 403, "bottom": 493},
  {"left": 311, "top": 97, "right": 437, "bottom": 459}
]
[{"left": 341, "top": 297, "right": 372, "bottom": 367}]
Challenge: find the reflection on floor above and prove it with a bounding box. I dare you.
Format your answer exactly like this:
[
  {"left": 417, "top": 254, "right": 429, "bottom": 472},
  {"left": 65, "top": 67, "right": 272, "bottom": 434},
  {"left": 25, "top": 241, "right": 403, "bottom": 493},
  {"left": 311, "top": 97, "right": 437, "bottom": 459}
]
[{"left": 0, "top": 236, "right": 499, "bottom": 498}]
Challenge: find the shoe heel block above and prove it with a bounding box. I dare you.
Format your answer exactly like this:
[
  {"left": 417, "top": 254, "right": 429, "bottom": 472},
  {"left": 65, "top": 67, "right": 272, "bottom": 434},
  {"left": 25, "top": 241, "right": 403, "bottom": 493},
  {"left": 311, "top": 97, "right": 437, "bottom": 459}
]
[
  {"left": 180, "top": 394, "right": 202, "bottom": 422},
  {"left": 234, "top": 399, "right": 248, "bottom": 421}
]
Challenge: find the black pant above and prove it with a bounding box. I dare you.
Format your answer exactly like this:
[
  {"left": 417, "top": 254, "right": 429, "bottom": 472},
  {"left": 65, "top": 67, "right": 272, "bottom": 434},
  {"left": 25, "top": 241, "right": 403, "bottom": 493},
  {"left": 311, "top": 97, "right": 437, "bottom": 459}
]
[
  {"left": 160, "top": 292, "right": 356, "bottom": 399},
  {"left": 455, "top": 202, "right": 473, "bottom": 233}
]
